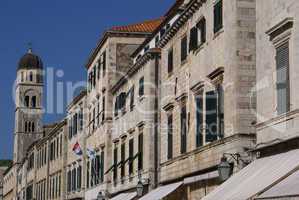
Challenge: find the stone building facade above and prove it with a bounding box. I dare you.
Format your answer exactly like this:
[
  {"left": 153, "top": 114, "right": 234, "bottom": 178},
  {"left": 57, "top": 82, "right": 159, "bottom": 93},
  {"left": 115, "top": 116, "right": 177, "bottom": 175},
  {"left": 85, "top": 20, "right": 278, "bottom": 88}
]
[
  {"left": 4, "top": 0, "right": 299, "bottom": 200},
  {"left": 0, "top": 161, "right": 12, "bottom": 200},
  {"left": 156, "top": 0, "right": 256, "bottom": 199}
]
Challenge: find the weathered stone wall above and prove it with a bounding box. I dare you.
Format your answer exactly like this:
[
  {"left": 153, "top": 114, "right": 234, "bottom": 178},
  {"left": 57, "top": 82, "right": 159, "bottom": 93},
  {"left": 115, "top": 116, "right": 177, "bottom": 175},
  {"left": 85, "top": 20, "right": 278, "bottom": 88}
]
[
  {"left": 256, "top": 0, "right": 299, "bottom": 144},
  {"left": 160, "top": 0, "right": 256, "bottom": 185}
]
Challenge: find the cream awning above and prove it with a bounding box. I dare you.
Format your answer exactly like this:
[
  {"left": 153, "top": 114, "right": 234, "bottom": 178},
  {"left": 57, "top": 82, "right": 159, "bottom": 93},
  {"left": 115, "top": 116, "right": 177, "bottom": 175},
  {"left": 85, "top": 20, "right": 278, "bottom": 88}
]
[
  {"left": 139, "top": 182, "right": 183, "bottom": 200},
  {"left": 110, "top": 192, "right": 137, "bottom": 200},
  {"left": 202, "top": 149, "right": 299, "bottom": 200},
  {"left": 256, "top": 170, "right": 299, "bottom": 199}
]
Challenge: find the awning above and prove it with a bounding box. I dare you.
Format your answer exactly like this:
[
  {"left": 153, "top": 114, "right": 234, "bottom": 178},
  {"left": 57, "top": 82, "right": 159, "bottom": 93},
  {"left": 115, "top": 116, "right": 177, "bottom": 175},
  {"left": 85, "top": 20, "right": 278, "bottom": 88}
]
[
  {"left": 202, "top": 149, "right": 299, "bottom": 200},
  {"left": 139, "top": 182, "right": 183, "bottom": 200},
  {"left": 184, "top": 171, "right": 219, "bottom": 185},
  {"left": 110, "top": 192, "right": 137, "bottom": 200},
  {"left": 256, "top": 170, "right": 299, "bottom": 199}
]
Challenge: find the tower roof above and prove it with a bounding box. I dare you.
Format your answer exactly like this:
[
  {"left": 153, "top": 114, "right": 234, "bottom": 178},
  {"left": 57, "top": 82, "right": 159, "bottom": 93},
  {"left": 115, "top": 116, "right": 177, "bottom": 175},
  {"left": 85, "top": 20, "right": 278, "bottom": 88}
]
[{"left": 18, "top": 48, "right": 43, "bottom": 71}]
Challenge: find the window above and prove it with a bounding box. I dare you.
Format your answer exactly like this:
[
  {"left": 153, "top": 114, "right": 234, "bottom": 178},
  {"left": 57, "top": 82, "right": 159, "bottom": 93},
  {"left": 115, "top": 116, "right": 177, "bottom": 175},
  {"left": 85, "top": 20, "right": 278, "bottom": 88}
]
[
  {"left": 121, "top": 143, "right": 125, "bottom": 180},
  {"left": 118, "top": 92, "right": 126, "bottom": 111},
  {"left": 167, "top": 113, "right": 173, "bottom": 160},
  {"left": 144, "top": 45, "right": 150, "bottom": 52},
  {"left": 138, "top": 133, "right": 143, "bottom": 170},
  {"left": 77, "top": 166, "right": 82, "bottom": 189},
  {"left": 139, "top": 77, "right": 144, "bottom": 97},
  {"left": 181, "top": 35, "right": 188, "bottom": 63},
  {"left": 100, "top": 151, "right": 104, "bottom": 183},
  {"left": 217, "top": 85, "right": 224, "bottom": 138},
  {"left": 79, "top": 108, "right": 84, "bottom": 130},
  {"left": 114, "top": 96, "right": 119, "bottom": 117},
  {"left": 25, "top": 96, "right": 30, "bottom": 107},
  {"left": 206, "top": 91, "right": 218, "bottom": 142},
  {"left": 93, "top": 67, "right": 97, "bottom": 87},
  {"left": 180, "top": 105, "right": 187, "bottom": 154},
  {"left": 276, "top": 42, "right": 290, "bottom": 115},
  {"left": 129, "top": 139, "right": 134, "bottom": 175},
  {"left": 113, "top": 147, "right": 118, "bottom": 182},
  {"left": 86, "top": 161, "right": 90, "bottom": 188},
  {"left": 31, "top": 96, "right": 36, "bottom": 108},
  {"left": 95, "top": 155, "right": 100, "bottom": 185},
  {"left": 101, "top": 51, "right": 106, "bottom": 77},
  {"left": 190, "top": 17, "right": 206, "bottom": 51},
  {"left": 214, "top": 0, "right": 223, "bottom": 33},
  {"left": 155, "top": 35, "right": 160, "bottom": 47},
  {"left": 130, "top": 86, "right": 135, "bottom": 111},
  {"left": 29, "top": 72, "right": 33, "bottom": 82},
  {"left": 102, "top": 96, "right": 106, "bottom": 121},
  {"left": 21, "top": 72, "right": 24, "bottom": 82},
  {"left": 196, "top": 94, "right": 204, "bottom": 147},
  {"left": 168, "top": 48, "right": 174, "bottom": 74}
]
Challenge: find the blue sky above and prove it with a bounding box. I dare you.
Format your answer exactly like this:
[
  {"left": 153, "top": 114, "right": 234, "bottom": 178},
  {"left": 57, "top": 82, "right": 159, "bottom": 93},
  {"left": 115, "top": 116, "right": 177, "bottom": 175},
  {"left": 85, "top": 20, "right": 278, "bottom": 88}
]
[{"left": 0, "top": 0, "right": 174, "bottom": 159}]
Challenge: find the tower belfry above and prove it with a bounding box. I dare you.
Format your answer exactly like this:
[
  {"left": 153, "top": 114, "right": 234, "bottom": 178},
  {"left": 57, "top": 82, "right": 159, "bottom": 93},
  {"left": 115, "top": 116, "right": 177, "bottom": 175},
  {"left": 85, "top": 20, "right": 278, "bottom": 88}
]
[{"left": 13, "top": 47, "right": 44, "bottom": 163}]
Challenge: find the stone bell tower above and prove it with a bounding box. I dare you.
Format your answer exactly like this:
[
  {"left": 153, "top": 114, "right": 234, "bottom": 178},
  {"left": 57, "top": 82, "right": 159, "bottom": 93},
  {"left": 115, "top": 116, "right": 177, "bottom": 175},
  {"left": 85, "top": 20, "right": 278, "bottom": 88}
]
[{"left": 13, "top": 47, "right": 44, "bottom": 163}]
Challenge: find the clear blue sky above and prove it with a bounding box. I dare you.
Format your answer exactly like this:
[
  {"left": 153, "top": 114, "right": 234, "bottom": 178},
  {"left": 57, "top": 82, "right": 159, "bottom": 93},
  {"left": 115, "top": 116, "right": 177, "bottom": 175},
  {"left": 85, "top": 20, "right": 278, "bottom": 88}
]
[{"left": 0, "top": 0, "right": 174, "bottom": 159}]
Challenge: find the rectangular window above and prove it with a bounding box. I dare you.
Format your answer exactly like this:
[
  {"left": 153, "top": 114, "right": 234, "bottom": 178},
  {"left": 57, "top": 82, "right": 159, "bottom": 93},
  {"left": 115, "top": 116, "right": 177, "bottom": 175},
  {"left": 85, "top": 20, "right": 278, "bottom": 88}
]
[
  {"left": 214, "top": 0, "right": 223, "bottom": 33},
  {"left": 180, "top": 105, "right": 187, "bottom": 154},
  {"left": 217, "top": 85, "right": 224, "bottom": 138},
  {"left": 139, "top": 77, "right": 144, "bottom": 97},
  {"left": 121, "top": 143, "right": 125, "bottom": 180},
  {"left": 113, "top": 147, "right": 118, "bottom": 182},
  {"left": 168, "top": 48, "right": 174, "bottom": 74},
  {"left": 102, "top": 96, "right": 106, "bottom": 122},
  {"left": 95, "top": 155, "right": 100, "bottom": 185},
  {"left": 196, "top": 94, "right": 204, "bottom": 147},
  {"left": 86, "top": 161, "right": 90, "bottom": 188},
  {"left": 67, "top": 170, "right": 71, "bottom": 192},
  {"left": 97, "top": 59, "right": 101, "bottom": 80},
  {"left": 276, "top": 42, "right": 290, "bottom": 115},
  {"left": 189, "top": 27, "right": 198, "bottom": 52},
  {"left": 206, "top": 91, "right": 218, "bottom": 142},
  {"left": 181, "top": 35, "right": 188, "bottom": 63},
  {"left": 102, "top": 51, "right": 106, "bottom": 77},
  {"left": 114, "top": 96, "right": 119, "bottom": 117},
  {"left": 129, "top": 139, "right": 134, "bottom": 175},
  {"left": 167, "top": 113, "right": 173, "bottom": 159},
  {"left": 77, "top": 166, "right": 82, "bottom": 189},
  {"left": 100, "top": 151, "right": 104, "bottom": 183},
  {"left": 130, "top": 86, "right": 135, "bottom": 111},
  {"left": 138, "top": 133, "right": 143, "bottom": 170},
  {"left": 198, "top": 17, "right": 206, "bottom": 44}
]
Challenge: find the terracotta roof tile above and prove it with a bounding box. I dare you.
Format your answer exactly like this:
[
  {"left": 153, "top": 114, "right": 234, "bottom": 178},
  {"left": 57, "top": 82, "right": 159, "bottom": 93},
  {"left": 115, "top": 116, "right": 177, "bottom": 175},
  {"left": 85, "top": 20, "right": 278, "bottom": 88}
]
[{"left": 109, "top": 18, "right": 164, "bottom": 33}]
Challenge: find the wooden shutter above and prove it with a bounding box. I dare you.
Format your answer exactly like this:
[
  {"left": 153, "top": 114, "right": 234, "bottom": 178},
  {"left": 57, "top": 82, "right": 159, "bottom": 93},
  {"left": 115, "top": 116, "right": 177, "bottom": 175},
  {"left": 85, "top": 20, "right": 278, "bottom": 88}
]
[
  {"left": 139, "top": 77, "right": 144, "bottom": 96},
  {"left": 276, "top": 42, "right": 290, "bottom": 115},
  {"left": 167, "top": 114, "right": 173, "bottom": 159},
  {"left": 138, "top": 133, "right": 143, "bottom": 170},
  {"left": 180, "top": 105, "right": 187, "bottom": 154},
  {"left": 214, "top": 0, "right": 223, "bottom": 33},
  {"left": 129, "top": 139, "right": 134, "bottom": 174},
  {"left": 113, "top": 148, "right": 118, "bottom": 181},
  {"left": 130, "top": 86, "right": 135, "bottom": 110},
  {"left": 196, "top": 95, "right": 204, "bottom": 147},
  {"left": 100, "top": 151, "right": 104, "bottom": 182},
  {"left": 181, "top": 35, "right": 188, "bottom": 62},
  {"left": 168, "top": 48, "right": 174, "bottom": 74},
  {"left": 121, "top": 143, "right": 125, "bottom": 179},
  {"left": 189, "top": 26, "right": 198, "bottom": 51},
  {"left": 206, "top": 91, "right": 218, "bottom": 142}
]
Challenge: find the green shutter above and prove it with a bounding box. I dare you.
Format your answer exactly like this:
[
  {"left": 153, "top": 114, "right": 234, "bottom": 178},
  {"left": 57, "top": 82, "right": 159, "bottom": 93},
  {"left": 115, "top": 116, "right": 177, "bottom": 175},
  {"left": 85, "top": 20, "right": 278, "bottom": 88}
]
[
  {"left": 167, "top": 114, "right": 173, "bottom": 159},
  {"left": 189, "top": 26, "right": 198, "bottom": 51},
  {"left": 276, "top": 42, "right": 290, "bottom": 115},
  {"left": 206, "top": 91, "right": 218, "bottom": 142},
  {"left": 180, "top": 105, "right": 187, "bottom": 154}
]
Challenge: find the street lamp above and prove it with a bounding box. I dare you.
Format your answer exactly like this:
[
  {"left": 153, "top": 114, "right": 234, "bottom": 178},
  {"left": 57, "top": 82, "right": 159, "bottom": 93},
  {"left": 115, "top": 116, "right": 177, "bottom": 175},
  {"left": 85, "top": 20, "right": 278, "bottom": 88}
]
[
  {"left": 218, "top": 153, "right": 249, "bottom": 182},
  {"left": 97, "top": 191, "right": 105, "bottom": 200},
  {"left": 136, "top": 181, "right": 144, "bottom": 197},
  {"left": 218, "top": 156, "right": 233, "bottom": 182}
]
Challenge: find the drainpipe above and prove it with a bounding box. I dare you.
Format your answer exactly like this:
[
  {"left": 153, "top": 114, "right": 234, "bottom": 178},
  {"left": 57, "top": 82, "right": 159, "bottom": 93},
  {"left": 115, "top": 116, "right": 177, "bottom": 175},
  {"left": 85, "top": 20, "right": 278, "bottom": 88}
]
[{"left": 153, "top": 53, "right": 160, "bottom": 188}]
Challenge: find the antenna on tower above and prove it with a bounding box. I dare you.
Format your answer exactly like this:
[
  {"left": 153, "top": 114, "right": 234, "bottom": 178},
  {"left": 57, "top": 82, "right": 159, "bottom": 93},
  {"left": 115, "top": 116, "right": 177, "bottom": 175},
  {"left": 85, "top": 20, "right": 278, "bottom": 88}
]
[{"left": 27, "top": 42, "right": 33, "bottom": 53}]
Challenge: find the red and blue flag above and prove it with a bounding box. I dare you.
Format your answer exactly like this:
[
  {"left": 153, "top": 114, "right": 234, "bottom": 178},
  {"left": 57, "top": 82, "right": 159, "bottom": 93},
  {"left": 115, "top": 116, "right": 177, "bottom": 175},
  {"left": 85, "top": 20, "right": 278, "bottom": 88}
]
[{"left": 73, "top": 142, "right": 83, "bottom": 156}]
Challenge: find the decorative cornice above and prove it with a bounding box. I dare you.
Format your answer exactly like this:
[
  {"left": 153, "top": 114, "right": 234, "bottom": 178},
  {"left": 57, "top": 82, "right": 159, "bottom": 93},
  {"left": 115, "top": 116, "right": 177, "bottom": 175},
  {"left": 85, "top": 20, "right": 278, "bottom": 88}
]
[
  {"left": 158, "top": 0, "right": 205, "bottom": 48},
  {"left": 110, "top": 48, "right": 161, "bottom": 94}
]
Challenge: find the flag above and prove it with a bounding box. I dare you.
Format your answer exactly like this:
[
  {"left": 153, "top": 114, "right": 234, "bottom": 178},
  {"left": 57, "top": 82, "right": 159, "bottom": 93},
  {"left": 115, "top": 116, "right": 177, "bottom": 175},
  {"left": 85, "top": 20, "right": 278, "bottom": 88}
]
[
  {"left": 87, "top": 148, "right": 96, "bottom": 159},
  {"left": 73, "top": 142, "right": 83, "bottom": 156}
]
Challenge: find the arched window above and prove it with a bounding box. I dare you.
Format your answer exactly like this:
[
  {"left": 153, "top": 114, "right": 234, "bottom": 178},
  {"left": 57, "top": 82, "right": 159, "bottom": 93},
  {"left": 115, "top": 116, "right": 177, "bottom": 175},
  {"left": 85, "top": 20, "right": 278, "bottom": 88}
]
[
  {"left": 25, "top": 96, "right": 30, "bottom": 107},
  {"left": 31, "top": 96, "right": 37, "bottom": 108},
  {"left": 32, "top": 122, "right": 35, "bottom": 132},
  {"left": 29, "top": 72, "right": 33, "bottom": 82},
  {"left": 21, "top": 72, "right": 24, "bottom": 82}
]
